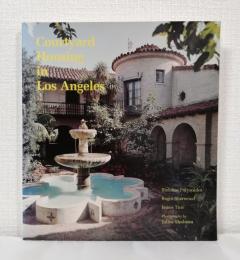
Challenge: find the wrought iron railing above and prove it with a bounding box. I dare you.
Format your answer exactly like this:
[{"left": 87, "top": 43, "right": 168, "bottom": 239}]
[{"left": 40, "top": 102, "right": 87, "bottom": 116}]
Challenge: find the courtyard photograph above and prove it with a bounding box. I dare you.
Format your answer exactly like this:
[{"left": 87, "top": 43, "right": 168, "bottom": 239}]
[{"left": 22, "top": 22, "right": 219, "bottom": 241}]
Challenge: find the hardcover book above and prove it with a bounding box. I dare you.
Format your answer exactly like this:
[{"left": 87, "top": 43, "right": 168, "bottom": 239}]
[{"left": 22, "top": 22, "right": 219, "bottom": 240}]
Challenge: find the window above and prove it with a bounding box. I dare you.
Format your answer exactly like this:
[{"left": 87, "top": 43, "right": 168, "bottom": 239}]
[
  {"left": 124, "top": 80, "right": 141, "bottom": 107},
  {"left": 156, "top": 69, "right": 165, "bottom": 83}
]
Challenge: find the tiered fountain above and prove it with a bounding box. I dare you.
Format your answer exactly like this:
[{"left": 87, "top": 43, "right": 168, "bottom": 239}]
[
  {"left": 23, "top": 119, "right": 148, "bottom": 224},
  {"left": 55, "top": 119, "right": 111, "bottom": 189}
]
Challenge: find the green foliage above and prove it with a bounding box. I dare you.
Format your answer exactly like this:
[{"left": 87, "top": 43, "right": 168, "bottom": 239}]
[
  {"left": 92, "top": 62, "right": 122, "bottom": 95},
  {"left": 22, "top": 52, "right": 58, "bottom": 182},
  {"left": 143, "top": 163, "right": 217, "bottom": 240},
  {"left": 122, "top": 104, "right": 153, "bottom": 157},
  {"left": 35, "top": 116, "right": 59, "bottom": 143},
  {"left": 37, "top": 114, "right": 56, "bottom": 133},
  {"left": 33, "top": 122, "right": 50, "bottom": 143},
  {"left": 187, "top": 164, "right": 216, "bottom": 189},
  {"left": 122, "top": 116, "right": 154, "bottom": 155},
  {"left": 177, "top": 165, "right": 217, "bottom": 240},
  {"left": 94, "top": 62, "right": 108, "bottom": 82},
  {"left": 49, "top": 23, "right": 77, "bottom": 40},
  {"left": 121, "top": 96, "right": 160, "bottom": 155},
  {"left": 105, "top": 76, "right": 122, "bottom": 95},
  {"left": 82, "top": 62, "right": 122, "bottom": 102},
  {"left": 23, "top": 160, "right": 46, "bottom": 183},
  {"left": 88, "top": 102, "right": 123, "bottom": 147},
  {"left": 88, "top": 95, "right": 158, "bottom": 155},
  {"left": 89, "top": 94, "right": 159, "bottom": 155},
  {"left": 153, "top": 22, "right": 220, "bottom": 71},
  {"left": 22, "top": 49, "right": 40, "bottom": 182}
]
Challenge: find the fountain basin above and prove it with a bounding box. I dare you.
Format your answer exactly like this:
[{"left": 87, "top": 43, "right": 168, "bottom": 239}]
[
  {"left": 23, "top": 173, "right": 148, "bottom": 224},
  {"left": 69, "top": 129, "right": 97, "bottom": 140},
  {"left": 55, "top": 153, "right": 111, "bottom": 169}
]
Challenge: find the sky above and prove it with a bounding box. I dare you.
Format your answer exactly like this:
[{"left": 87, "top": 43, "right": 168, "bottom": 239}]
[{"left": 22, "top": 22, "right": 219, "bottom": 72}]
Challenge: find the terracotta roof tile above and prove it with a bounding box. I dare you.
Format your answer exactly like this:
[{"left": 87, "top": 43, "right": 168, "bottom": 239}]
[
  {"left": 112, "top": 44, "right": 187, "bottom": 70},
  {"left": 150, "top": 99, "right": 218, "bottom": 121},
  {"left": 40, "top": 65, "right": 91, "bottom": 81},
  {"left": 40, "top": 65, "right": 116, "bottom": 81}
]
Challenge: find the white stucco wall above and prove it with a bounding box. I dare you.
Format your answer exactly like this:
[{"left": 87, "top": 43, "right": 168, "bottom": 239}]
[
  {"left": 115, "top": 55, "right": 182, "bottom": 110},
  {"left": 42, "top": 83, "right": 86, "bottom": 103},
  {"left": 172, "top": 69, "right": 219, "bottom": 107},
  {"left": 43, "top": 89, "right": 65, "bottom": 103},
  {"left": 151, "top": 112, "right": 218, "bottom": 168},
  {"left": 152, "top": 114, "right": 207, "bottom": 168},
  {"left": 115, "top": 56, "right": 218, "bottom": 110}
]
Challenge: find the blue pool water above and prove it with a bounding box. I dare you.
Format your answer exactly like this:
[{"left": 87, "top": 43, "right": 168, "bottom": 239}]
[{"left": 23, "top": 174, "right": 141, "bottom": 207}]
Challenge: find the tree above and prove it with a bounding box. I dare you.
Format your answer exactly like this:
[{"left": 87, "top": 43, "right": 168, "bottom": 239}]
[
  {"left": 49, "top": 23, "right": 77, "bottom": 40},
  {"left": 91, "top": 62, "right": 108, "bottom": 101},
  {"left": 94, "top": 62, "right": 108, "bottom": 82},
  {"left": 88, "top": 102, "right": 123, "bottom": 149},
  {"left": 22, "top": 49, "right": 39, "bottom": 182},
  {"left": 121, "top": 102, "right": 155, "bottom": 156},
  {"left": 152, "top": 22, "right": 220, "bottom": 71},
  {"left": 120, "top": 93, "right": 162, "bottom": 156},
  {"left": 105, "top": 77, "right": 122, "bottom": 105},
  {"left": 82, "top": 62, "right": 121, "bottom": 103}
]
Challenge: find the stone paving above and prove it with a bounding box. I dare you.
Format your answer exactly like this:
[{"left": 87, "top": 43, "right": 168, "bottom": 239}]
[{"left": 23, "top": 186, "right": 177, "bottom": 241}]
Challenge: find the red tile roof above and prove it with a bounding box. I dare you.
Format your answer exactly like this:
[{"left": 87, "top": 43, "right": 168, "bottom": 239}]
[
  {"left": 112, "top": 44, "right": 187, "bottom": 71},
  {"left": 135, "top": 44, "right": 163, "bottom": 52},
  {"left": 40, "top": 65, "right": 92, "bottom": 81},
  {"left": 173, "top": 64, "right": 219, "bottom": 71},
  {"left": 151, "top": 99, "right": 218, "bottom": 120}
]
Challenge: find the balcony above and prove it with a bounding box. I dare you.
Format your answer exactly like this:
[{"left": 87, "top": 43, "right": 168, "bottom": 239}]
[{"left": 39, "top": 102, "right": 87, "bottom": 116}]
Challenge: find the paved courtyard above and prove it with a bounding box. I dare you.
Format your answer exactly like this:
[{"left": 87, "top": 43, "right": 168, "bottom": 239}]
[{"left": 23, "top": 186, "right": 177, "bottom": 241}]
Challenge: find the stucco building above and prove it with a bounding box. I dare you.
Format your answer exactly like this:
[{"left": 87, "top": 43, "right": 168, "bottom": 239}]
[
  {"left": 112, "top": 44, "right": 219, "bottom": 169},
  {"left": 38, "top": 66, "right": 89, "bottom": 129},
  {"left": 38, "top": 66, "right": 114, "bottom": 158},
  {"left": 39, "top": 44, "right": 218, "bottom": 169}
]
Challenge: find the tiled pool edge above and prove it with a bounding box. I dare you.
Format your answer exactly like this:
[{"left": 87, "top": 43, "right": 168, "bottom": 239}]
[{"left": 23, "top": 173, "right": 149, "bottom": 224}]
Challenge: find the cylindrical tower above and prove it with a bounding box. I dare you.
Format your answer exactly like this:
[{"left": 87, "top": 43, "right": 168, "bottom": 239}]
[{"left": 112, "top": 44, "right": 186, "bottom": 112}]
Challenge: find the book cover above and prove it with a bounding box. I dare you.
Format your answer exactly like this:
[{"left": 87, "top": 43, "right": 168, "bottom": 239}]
[{"left": 22, "top": 22, "right": 219, "bottom": 240}]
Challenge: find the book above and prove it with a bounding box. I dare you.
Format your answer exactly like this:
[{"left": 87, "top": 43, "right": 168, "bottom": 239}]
[{"left": 22, "top": 22, "right": 219, "bottom": 240}]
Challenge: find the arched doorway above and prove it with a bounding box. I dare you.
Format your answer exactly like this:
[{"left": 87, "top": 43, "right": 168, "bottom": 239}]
[
  {"left": 172, "top": 123, "right": 197, "bottom": 168},
  {"left": 151, "top": 126, "right": 166, "bottom": 161}
]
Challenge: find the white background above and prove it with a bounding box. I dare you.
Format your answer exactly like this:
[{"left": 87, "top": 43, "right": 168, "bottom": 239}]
[{"left": 0, "top": 0, "right": 240, "bottom": 259}]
